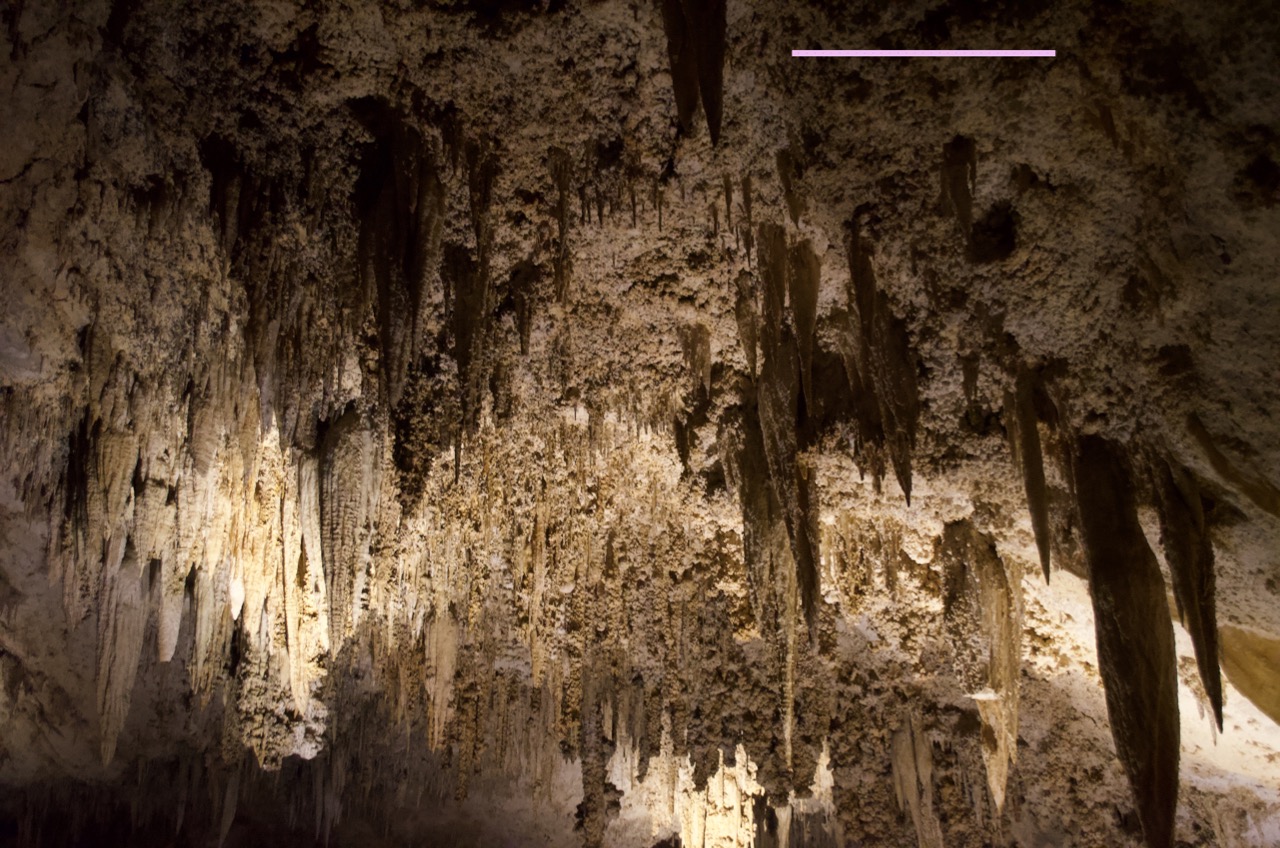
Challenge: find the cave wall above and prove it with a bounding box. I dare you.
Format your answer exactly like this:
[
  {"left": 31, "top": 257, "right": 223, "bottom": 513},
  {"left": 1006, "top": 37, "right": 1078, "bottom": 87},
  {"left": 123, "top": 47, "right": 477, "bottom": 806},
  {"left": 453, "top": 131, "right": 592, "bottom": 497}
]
[{"left": 1, "top": 0, "right": 1279, "bottom": 846}]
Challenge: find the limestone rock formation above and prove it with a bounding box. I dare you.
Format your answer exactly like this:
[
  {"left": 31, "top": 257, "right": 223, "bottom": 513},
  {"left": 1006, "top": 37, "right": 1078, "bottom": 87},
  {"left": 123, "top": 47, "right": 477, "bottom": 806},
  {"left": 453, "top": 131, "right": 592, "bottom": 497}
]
[{"left": 2, "top": 0, "right": 1280, "bottom": 846}]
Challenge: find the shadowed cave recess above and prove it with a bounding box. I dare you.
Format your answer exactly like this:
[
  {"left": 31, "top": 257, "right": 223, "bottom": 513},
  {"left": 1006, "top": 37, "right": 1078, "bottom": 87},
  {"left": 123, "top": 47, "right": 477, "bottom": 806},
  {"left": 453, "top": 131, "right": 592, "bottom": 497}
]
[{"left": 1, "top": 0, "right": 1279, "bottom": 846}]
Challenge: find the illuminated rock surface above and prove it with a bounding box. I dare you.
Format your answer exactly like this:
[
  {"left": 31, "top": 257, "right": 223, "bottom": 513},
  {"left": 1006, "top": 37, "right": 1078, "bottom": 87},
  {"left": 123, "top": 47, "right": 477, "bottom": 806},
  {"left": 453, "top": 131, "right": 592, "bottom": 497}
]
[{"left": 1, "top": 1, "right": 1279, "bottom": 845}]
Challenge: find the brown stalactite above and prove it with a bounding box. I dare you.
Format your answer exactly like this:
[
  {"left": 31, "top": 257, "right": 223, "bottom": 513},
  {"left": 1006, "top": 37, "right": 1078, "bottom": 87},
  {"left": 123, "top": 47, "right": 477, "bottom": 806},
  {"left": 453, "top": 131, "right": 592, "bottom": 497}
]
[
  {"left": 1073, "top": 436, "right": 1180, "bottom": 848},
  {"left": 752, "top": 222, "right": 820, "bottom": 627},
  {"left": 940, "top": 520, "right": 1022, "bottom": 812},
  {"left": 660, "top": 0, "right": 727, "bottom": 145},
  {"left": 941, "top": 134, "right": 977, "bottom": 240},
  {"left": 682, "top": 0, "right": 727, "bottom": 146},
  {"left": 1008, "top": 366, "right": 1051, "bottom": 583},
  {"left": 788, "top": 239, "right": 820, "bottom": 411},
  {"left": 757, "top": 331, "right": 819, "bottom": 630},
  {"left": 1153, "top": 458, "right": 1223, "bottom": 730},
  {"left": 844, "top": 217, "right": 919, "bottom": 503},
  {"left": 723, "top": 172, "right": 733, "bottom": 228},
  {"left": 350, "top": 98, "right": 445, "bottom": 407},
  {"left": 734, "top": 269, "right": 758, "bottom": 379},
  {"left": 660, "top": 0, "right": 700, "bottom": 138},
  {"left": 1187, "top": 412, "right": 1280, "bottom": 517},
  {"left": 776, "top": 148, "right": 804, "bottom": 227},
  {"left": 551, "top": 146, "right": 574, "bottom": 302}
]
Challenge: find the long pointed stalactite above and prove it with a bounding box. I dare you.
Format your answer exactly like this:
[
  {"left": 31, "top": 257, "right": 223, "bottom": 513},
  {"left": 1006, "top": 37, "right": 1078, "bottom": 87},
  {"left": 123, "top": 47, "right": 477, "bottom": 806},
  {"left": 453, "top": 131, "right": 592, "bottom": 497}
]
[
  {"left": 660, "top": 0, "right": 728, "bottom": 145},
  {"left": 1006, "top": 365, "right": 1051, "bottom": 583},
  {"left": 1073, "top": 436, "right": 1180, "bottom": 848},
  {"left": 1153, "top": 457, "right": 1223, "bottom": 730}
]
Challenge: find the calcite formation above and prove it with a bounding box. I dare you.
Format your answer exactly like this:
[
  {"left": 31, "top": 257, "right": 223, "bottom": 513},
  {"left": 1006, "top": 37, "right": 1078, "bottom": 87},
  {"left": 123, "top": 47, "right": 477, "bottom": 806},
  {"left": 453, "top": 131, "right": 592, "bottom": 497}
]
[{"left": 2, "top": 0, "right": 1279, "bottom": 846}]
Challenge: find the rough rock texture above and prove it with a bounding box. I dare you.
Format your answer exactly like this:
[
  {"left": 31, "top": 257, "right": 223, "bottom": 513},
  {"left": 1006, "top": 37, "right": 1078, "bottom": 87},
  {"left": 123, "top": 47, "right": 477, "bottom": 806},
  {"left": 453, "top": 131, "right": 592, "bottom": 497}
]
[{"left": 2, "top": 0, "right": 1280, "bottom": 846}]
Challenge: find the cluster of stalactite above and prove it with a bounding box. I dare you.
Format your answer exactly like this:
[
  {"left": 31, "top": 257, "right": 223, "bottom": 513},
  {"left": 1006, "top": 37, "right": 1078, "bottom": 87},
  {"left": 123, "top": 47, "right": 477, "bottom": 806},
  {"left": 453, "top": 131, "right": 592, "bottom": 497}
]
[
  {"left": 991, "top": 362, "right": 1229, "bottom": 848},
  {"left": 3, "top": 5, "right": 1268, "bottom": 846},
  {"left": 10, "top": 93, "right": 1241, "bottom": 848},
  {"left": 659, "top": 0, "right": 727, "bottom": 145}
]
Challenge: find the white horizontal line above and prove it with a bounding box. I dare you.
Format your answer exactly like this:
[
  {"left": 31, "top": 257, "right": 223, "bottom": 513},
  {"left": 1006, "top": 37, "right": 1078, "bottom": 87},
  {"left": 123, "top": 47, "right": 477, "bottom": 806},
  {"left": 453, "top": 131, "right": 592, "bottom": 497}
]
[{"left": 793, "top": 49, "right": 1056, "bottom": 58}]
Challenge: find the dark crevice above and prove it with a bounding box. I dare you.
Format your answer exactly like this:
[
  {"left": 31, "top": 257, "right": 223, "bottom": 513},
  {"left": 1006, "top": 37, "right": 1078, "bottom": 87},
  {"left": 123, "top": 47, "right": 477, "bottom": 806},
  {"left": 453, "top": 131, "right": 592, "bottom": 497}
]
[{"left": 969, "top": 202, "right": 1018, "bottom": 264}]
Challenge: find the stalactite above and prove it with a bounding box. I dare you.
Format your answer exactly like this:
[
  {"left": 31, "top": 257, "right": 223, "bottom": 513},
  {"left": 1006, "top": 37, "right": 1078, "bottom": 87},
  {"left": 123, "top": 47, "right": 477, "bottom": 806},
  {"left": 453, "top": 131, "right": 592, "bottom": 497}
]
[
  {"left": 844, "top": 217, "right": 919, "bottom": 503},
  {"left": 722, "top": 173, "right": 733, "bottom": 229},
  {"left": 1187, "top": 412, "right": 1280, "bottom": 517},
  {"left": 216, "top": 765, "right": 239, "bottom": 848},
  {"left": 757, "top": 333, "right": 819, "bottom": 629},
  {"left": 891, "top": 711, "right": 944, "bottom": 848},
  {"left": 940, "top": 521, "right": 1022, "bottom": 813},
  {"left": 1006, "top": 365, "right": 1051, "bottom": 582},
  {"left": 1219, "top": 625, "right": 1280, "bottom": 726},
  {"left": 350, "top": 97, "right": 445, "bottom": 407},
  {"left": 659, "top": 0, "right": 699, "bottom": 139},
  {"left": 95, "top": 539, "right": 146, "bottom": 765},
  {"left": 450, "top": 138, "right": 496, "bottom": 438},
  {"left": 678, "top": 323, "right": 712, "bottom": 398},
  {"left": 747, "top": 221, "right": 821, "bottom": 626},
  {"left": 685, "top": 0, "right": 726, "bottom": 145},
  {"left": 757, "top": 222, "right": 788, "bottom": 360},
  {"left": 550, "top": 146, "right": 574, "bottom": 301},
  {"left": 776, "top": 148, "right": 804, "bottom": 226},
  {"left": 507, "top": 259, "right": 540, "bottom": 356},
  {"left": 941, "top": 134, "right": 977, "bottom": 239},
  {"left": 1073, "top": 436, "right": 1179, "bottom": 848},
  {"left": 730, "top": 399, "right": 777, "bottom": 635},
  {"left": 1152, "top": 458, "right": 1222, "bottom": 729},
  {"left": 788, "top": 239, "right": 820, "bottom": 409},
  {"left": 659, "top": 0, "right": 727, "bottom": 143},
  {"left": 734, "top": 269, "right": 758, "bottom": 379},
  {"left": 320, "top": 407, "right": 382, "bottom": 645}
]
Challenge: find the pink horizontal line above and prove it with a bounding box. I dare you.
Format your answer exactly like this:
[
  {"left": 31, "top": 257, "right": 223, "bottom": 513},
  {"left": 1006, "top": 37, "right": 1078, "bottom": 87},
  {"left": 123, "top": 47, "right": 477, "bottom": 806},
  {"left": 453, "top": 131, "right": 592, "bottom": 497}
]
[{"left": 793, "top": 49, "right": 1055, "bottom": 58}]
